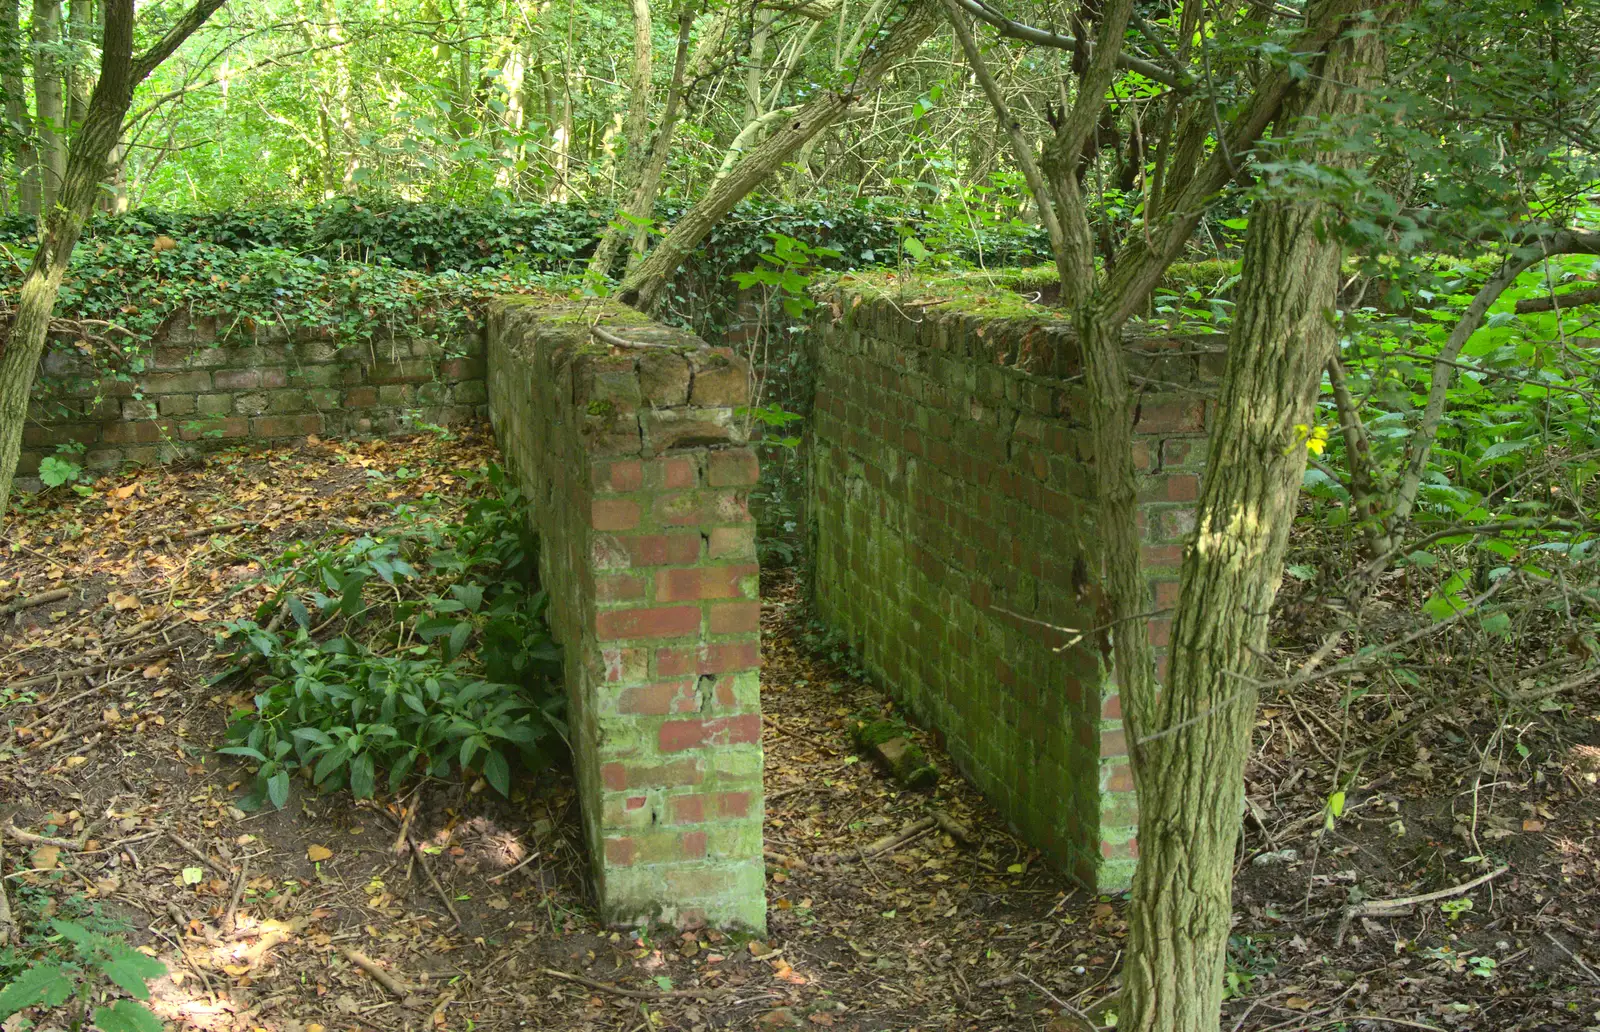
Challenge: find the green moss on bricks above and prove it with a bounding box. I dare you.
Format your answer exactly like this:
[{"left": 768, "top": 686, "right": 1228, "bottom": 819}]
[{"left": 852, "top": 718, "right": 937, "bottom": 790}]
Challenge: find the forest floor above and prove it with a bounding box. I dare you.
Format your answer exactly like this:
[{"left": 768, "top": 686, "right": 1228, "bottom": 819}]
[{"left": 2, "top": 428, "right": 1599, "bottom": 1032}]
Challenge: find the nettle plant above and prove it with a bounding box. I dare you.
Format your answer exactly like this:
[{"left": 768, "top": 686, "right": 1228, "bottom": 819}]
[
  {"left": 216, "top": 465, "right": 564, "bottom": 808},
  {"left": 0, "top": 916, "right": 166, "bottom": 1032}
]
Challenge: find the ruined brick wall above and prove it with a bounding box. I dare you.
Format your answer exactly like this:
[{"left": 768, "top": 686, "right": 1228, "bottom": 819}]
[
  {"left": 807, "top": 286, "right": 1221, "bottom": 890},
  {"left": 19, "top": 316, "right": 485, "bottom": 491},
  {"left": 487, "top": 299, "right": 765, "bottom": 931}
]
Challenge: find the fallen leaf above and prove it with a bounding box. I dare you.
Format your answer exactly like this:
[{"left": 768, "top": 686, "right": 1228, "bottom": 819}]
[
  {"left": 1523, "top": 819, "right": 1546, "bottom": 832},
  {"left": 33, "top": 845, "right": 60, "bottom": 870},
  {"left": 307, "top": 844, "right": 333, "bottom": 862},
  {"left": 108, "top": 591, "right": 140, "bottom": 611},
  {"left": 1285, "top": 997, "right": 1313, "bottom": 1011}
]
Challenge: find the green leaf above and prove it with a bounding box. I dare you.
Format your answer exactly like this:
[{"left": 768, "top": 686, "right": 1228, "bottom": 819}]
[
  {"left": 267, "top": 770, "right": 291, "bottom": 808},
  {"left": 0, "top": 963, "right": 76, "bottom": 1015},
  {"left": 448, "top": 620, "right": 472, "bottom": 659},
  {"left": 1328, "top": 791, "right": 1346, "bottom": 818},
  {"left": 99, "top": 950, "right": 166, "bottom": 1000},
  {"left": 483, "top": 749, "right": 510, "bottom": 797},
  {"left": 218, "top": 746, "right": 268, "bottom": 762},
  {"left": 1480, "top": 612, "right": 1512, "bottom": 636},
  {"left": 350, "top": 751, "right": 376, "bottom": 799},
  {"left": 93, "top": 999, "right": 167, "bottom": 1032},
  {"left": 287, "top": 594, "right": 311, "bottom": 629}
]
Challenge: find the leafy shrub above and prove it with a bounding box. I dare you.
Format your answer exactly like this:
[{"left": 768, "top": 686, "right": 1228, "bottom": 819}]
[
  {"left": 217, "top": 465, "right": 564, "bottom": 808},
  {"left": 0, "top": 888, "right": 165, "bottom": 1032}
]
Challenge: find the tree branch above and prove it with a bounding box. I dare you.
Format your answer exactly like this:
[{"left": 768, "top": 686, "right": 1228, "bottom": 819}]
[
  {"left": 1515, "top": 284, "right": 1600, "bottom": 314},
  {"left": 132, "top": 0, "right": 228, "bottom": 84},
  {"left": 946, "top": 0, "right": 1187, "bottom": 88}
]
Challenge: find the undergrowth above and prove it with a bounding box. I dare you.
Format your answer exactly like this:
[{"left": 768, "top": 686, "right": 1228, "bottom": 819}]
[{"left": 215, "top": 463, "right": 564, "bottom": 809}]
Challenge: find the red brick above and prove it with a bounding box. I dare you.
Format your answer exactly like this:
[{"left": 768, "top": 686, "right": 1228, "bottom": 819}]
[
  {"left": 659, "top": 720, "right": 705, "bottom": 752},
  {"left": 1101, "top": 729, "right": 1127, "bottom": 758},
  {"left": 710, "top": 602, "right": 760, "bottom": 634},
  {"left": 708, "top": 526, "right": 755, "bottom": 559},
  {"left": 1135, "top": 400, "right": 1205, "bottom": 433},
  {"left": 1106, "top": 764, "right": 1135, "bottom": 793},
  {"left": 1102, "top": 692, "right": 1122, "bottom": 720},
  {"left": 657, "top": 456, "right": 696, "bottom": 489},
  {"left": 602, "top": 759, "right": 704, "bottom": 790},
  {"left": 1147, "top": 615, "right": 1172, "bottom": 648},
  {"left": 618, "top": 679, "right": 697, "bottom": 715},
  {"left": 681, "top": 831, "right": 708, "bottom": 860},
  {"left": 611, "top": 533, "right": 702, "bottom": 567},
  {"left": 595, "top": 459, "right": 644, "bottom": 493},
  {"left": 625, "top": 796, "right": 647, "bottom": 811},
  {"left": 250, "top": 414, "right": 323, "bottom": 437},
  {"left": 1140, "top": 544, "right": 1184, "bottom": 568},
  {"left": 655, "top": 642, "right": 760, "bottom": 677},
  {"left": 707, "top": 713, "right": 761, "bottom": 745},
  {"left": 605, "top": 837, "right": 636, "bottom": 867},
  {"left": 344, "top": 386, "right": 379, "bottom": 407},
  {"left": 714, "top": 676, "right": 736, "bottom": 708},
  {"left": 716, "top": 791, "right": 752, "bottom": 818},
  {"left": 707, "top": 449, "right": 759, "bottom": 487},
  {"left": 592, "top": 497, "right": 641, "bottom": 531},
  {"left": 655, "top": 564, "right": 758, "bottom": 602},
  {"left": 597, "top": 573, "right": 647, "bottom": 602},
  {"left": 595, "top": 605, "right": 702, "bottom": 641},
  {"left": 1153, "top": 579, "right": 1181, "bottom": 608},
  {"left": 669, "top": 794, "right": 706, "bottom": 824}
]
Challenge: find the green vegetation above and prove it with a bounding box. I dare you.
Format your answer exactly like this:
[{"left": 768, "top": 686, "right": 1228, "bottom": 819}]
[{"left": 217, "top": 463, "right": 564, "bottom": 808}]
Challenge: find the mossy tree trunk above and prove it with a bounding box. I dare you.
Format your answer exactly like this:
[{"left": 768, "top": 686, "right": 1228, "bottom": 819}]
[{"left": 0, "top": 0, "right": 224, "bottom": 522}]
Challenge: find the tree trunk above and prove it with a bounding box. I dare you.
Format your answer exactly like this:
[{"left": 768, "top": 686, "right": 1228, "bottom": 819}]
[
  {"left": 2, "top": 0, "right": 38, "bottom": 216},
  {"left": 1111, "top": 7, "right": 1389, "bottom": 1029},
  {"left": 0, "top": 0, "right": 223, "bottom": 521},
  {"left": 32, "top": 0, "right": 65, "bottom": 210},
  {"left": 66, "top": 0, "right": 90, "bottom": 127},
  {"left": 618, "top": 0, "right": 940, "bottom": 310},
  {"left": 1116, "top": 200, "right": 1342, "bottom": 1032}
]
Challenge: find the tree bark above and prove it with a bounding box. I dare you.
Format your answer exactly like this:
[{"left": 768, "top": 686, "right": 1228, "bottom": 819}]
[
  {"left": 2, "top": 0, "right": 38, "bottom": 216},
  {"left": 618, "top": 0, "right": 941, "bottom": 310},
  {"left": 32, "top": 0, "right": 65, "bottom": 210},
  {"left": 588, "top": 1, "right": 699, "bottom": 281},
  {"left": 1111, "top": 5, "right": 1390, "bottom": 1030},
  {"left": 0, "top": 0, "right": 223, "bottom": 521}
]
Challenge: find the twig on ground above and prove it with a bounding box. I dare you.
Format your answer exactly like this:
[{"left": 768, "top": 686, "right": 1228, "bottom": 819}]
[
  {"left": 7, "top": 823, "right": 92, "bottom": 850},
  {"left": 1543, "top": 931, "right": 1600, "bottom": 986},
  {"left": 166, "top": 830, "right": 231, "bottom": 877},
  {"left": 10, "top": 644, "right": 184, "bottom": 692},
  {"left": 541, "top": 967, "right": 728, "bottom": 1000},
  {"left": 225, "top": 857, "right": 250, "bottom": 933},
  {"left": 344, "top": 948, "right": 414, "bottom": 998},
  {"left": 1335, "top": 866, "right": 1509, "bottom": 945},
  {"left": 0, "top": 836, "right": 13, "bottom": 947},
  {"left": 488, "top": 850, "right": 541, "bottom": 883},
  {"left": 0, "top": 588, "right": 73, "bottom": 617},
  {"left": 408, "top": 836, "right": 467, "bottom": 936},
  {"left": 392, "top": 786, "right": 423, "bottom": 856}
]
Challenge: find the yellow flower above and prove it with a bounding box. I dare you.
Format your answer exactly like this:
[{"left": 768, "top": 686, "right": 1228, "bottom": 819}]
[{"left": 1289, "top": 423, "right": 1330, "bottom": 456}]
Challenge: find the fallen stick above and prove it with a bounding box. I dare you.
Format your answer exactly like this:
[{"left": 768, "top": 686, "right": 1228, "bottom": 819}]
[
  {"left": 1544, "top": 931, "right": 1600, "bottom": 986},
  {"left": 488, "top": 850, "right": 541, "bottom": 884},
  {"left": 763, "top": 847, "right": 809, "bottom": 872},
  {"left": 7, "top": 823, "right": 91, "bottom": 850},
  {"left": 0, "top": 836, "right": 13, "bottom": 947},
  {"left": 832, "top": 816, "right": 938, "bottom": 863},
  {"left": 146, "top": 521, "right": 248, "bottom": 548},
  {"left": 344, "top": 948, "right": 413, "bottom": 998},
  {"left": 932, "top": 811, "right": 975, "bottom": 845},
  {"left": 0, "top": 588, "right": 72, "bottom": 617},
  {"left": 8, "top": 644, "right": 183, "bottom": 692},
  {"left": 540, "top": 967, "right": 727, "bottom": 1000},
  {"left": 408, "top": 837, "right": 467, "bottom": 936},
  {"left": 166, "top": 830, "right": 231, "bottom": 878},
  {"left": 1335, "top": 865, "right": 1509, "bottom": 945},
  {"left": 225, "top": 857, "right": 250, "bottom": 933}
]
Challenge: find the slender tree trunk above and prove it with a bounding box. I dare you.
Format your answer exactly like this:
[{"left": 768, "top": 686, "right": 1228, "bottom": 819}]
[
  {"left": 0, "top": 0, "right": 223, "bottom": 521},
  {"left": 588, "top": 2, "right": 696, "bottom": 279},
  {"left": 1111, "top": 8, "right": 1388, "bottom": 1030},
  {"left": 618, "top": 0, "right": 940, "bottom": 310},
  {"left": 65, "top": 0, "right": 89, "bottom": 126},
  {"left": 32, "top": 0, "right": 64, "bottom": 210},
  {"left": 2, "top": 0, "right": 38, "bottom": 216}
]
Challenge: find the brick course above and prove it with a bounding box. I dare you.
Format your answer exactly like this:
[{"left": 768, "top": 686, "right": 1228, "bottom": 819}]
[
  {"left": 487, "top": 298, "right": 764, "bottom": 932},
  {"left": 19, "top": 314, "right": 487, "bottom": 491},
  {"left": 806, "top": 286, "right": 1222, "bottom": 892}
]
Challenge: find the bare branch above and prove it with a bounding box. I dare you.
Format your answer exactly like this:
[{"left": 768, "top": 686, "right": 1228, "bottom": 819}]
[{"left": 946, "top": 0, "right": 1188, "bottom": 88}]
